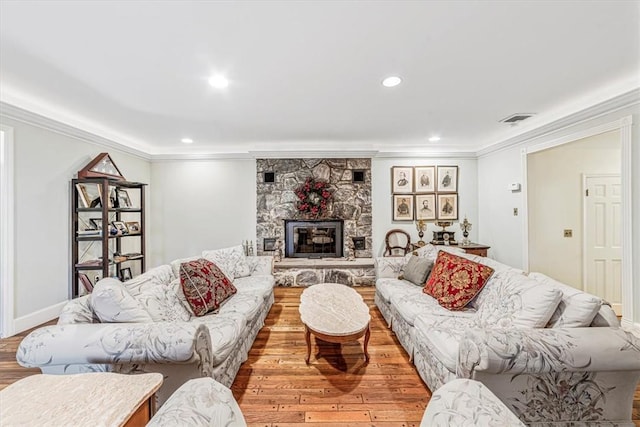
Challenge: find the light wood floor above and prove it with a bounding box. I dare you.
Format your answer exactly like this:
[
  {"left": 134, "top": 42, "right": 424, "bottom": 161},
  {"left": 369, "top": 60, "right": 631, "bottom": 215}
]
[{"left": 1, "top": 287, "right": 639, "bottom": 426}]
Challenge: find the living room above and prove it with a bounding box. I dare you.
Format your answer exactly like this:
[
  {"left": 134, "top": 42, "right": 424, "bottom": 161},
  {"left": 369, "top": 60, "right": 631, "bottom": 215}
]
[{"left": 1, "top": 1, "right": 640, "bottom": 425}]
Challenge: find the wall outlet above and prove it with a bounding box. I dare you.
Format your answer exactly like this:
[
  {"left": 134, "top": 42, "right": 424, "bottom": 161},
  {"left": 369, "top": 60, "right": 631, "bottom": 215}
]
[
  {"left": 94, "top": 275, "right": 100, "bottom": 283},
  {"left": 564, "top": 229, "right": 573, "bottom": 238},
  {"left": 513, "top": 208, "right": 518, "bottom": 216}
]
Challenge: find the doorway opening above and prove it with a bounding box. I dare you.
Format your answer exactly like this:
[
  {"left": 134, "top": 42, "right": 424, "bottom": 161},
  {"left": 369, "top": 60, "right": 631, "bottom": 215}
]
[{"left": 526, "top": 128, "right": 623, "bottom": 315}]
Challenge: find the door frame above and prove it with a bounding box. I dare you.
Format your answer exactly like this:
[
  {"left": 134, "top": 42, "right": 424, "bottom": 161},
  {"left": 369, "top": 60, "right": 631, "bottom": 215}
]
[
  {"left": 521, "top": 116, "right": 632, "bottom": 327},
  {"left": 582, "top": 174, "right": 621, "bottom": 309},
  {"left": 0, "top": 124, "right": 15, "bottom": 338}
]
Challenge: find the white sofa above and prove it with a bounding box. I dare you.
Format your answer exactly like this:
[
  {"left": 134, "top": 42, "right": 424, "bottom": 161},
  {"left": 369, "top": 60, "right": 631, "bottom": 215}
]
[
  {"left": 375, "top": 244, "right": 640, "bottom": 426},
  {"left": 17, "top": 247, "right": 274, "bottom": 405}
]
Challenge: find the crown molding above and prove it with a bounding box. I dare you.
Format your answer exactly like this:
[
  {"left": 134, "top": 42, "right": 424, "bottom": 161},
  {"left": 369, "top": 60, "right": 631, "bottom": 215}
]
[
  {"left": 374, "top": 150, "right": 477, "bottom": 159},
  {"left": 476, "top": 88, "right": 640, "bottom": 158},
  {"left": 150, "top": 152, "right": 254, "bottom": 161},
  {"left": 248, "top": 150, "right": 379, "bottom": 159},
  {"left": 0, "top": 101, "right": 151, "bottom": 161}
]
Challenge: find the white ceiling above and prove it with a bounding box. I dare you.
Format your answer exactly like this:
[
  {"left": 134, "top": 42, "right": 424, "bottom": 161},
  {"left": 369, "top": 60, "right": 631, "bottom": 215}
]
[{"left": 1, "top": 1, "right": 638, "bottom": 156}]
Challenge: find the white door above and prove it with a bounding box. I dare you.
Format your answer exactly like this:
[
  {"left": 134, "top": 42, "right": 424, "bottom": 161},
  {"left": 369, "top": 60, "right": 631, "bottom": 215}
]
[{"left": 584, "top": 175, "right": 622, "bottom": 314}]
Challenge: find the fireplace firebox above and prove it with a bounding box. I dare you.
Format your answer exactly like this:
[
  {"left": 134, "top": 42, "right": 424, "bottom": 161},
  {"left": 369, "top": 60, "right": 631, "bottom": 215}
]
[{"left": 284, "top": 219, "right": 344, "bottom": 258}]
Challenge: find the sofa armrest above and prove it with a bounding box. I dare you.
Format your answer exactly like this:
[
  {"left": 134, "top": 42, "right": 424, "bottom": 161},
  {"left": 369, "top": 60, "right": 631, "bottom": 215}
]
[
  {"left": 375, "top": 257, "right": 406, "bottom": 278},
  {"left": 457, "top": 327, "right": 640, "bottom": 378},
  {"left": 148, "top": 377, "right": 246, "bottom": 426},
  {"left": 247, "top": 256, "right": 273, "bottom": 275},
  {"left": 17, "top": 322, "right": 213, "bottom": 373}
]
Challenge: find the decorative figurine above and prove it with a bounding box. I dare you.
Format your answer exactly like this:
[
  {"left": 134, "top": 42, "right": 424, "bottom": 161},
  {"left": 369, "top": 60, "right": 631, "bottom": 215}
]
[{"left": 460, "top": 217, "right": 472, "bottom": 246}]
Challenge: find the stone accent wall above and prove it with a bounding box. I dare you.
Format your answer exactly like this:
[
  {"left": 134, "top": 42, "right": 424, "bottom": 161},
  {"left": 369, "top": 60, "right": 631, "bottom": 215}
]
[
  {"left": 256, "top": 158, "right": 372, "bottom": 258},
  {"left": 274, "top": 266, "right": 376, "bottom": 287},
  {"left": 272, "top": 259, "right": 376, "bottom": 287}
]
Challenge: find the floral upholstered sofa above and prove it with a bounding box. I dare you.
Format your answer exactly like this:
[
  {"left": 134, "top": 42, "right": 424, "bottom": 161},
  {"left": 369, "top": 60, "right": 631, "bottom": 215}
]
[
  {"left": 17, "top": 245, "right": 274, "bottom": 404},
  {"left": 375, "top": 244, "right": 640, "bottom": 426}
]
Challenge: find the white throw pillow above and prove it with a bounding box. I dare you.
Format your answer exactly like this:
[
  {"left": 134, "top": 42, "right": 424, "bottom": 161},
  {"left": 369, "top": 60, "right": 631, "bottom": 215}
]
[
  {"left": 474, "top": 271, "right": 562, "bottom": 328},
  {"left": 169, "top": 255, "right": 201, "bottom": 279},
  {"left": 91, "top": 278, "right": 153, "bottom": 323},
  {"left": 528, "top": 272, "right": 602, "bottom": 328},
  {"left": 202, "top": 245, "right": 251, "bottom": 279}
]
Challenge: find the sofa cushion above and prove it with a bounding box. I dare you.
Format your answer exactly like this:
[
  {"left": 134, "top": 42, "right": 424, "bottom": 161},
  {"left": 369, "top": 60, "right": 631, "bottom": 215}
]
[
  {"left": 390, "top": 292, "right": 444, "bottom": 326},
  {"left": 528, "top": 272, "right": 602, "bottom": 328},
  {"left": 180, "top": 258, "right": 237, "bottom": 316},
  {"left": 121, "top": 265, "right": 190, "bottom": 322},
  {"left": 401, "top": 255, "right": 434, "bottom": 286},
  {"left": 202, "top": 245, "right": 251, "bottom": 279},
  {"left": 91, "top": 278, "right": 153, "bottom": 323},
  {"left": 233, "top": 275, "right": 275, "bottom": 300},
  {"left": 217, "top": 293, "right": 263, "bottom": 320},
  {"left": 473, "top": 270, "right": 562, "bottom": 328},
  {"left": 424, "top": 251, "right": 494, "bottom": 310},
  {"left": 376, "top": 278, "right": 423, "bottom": 303}
]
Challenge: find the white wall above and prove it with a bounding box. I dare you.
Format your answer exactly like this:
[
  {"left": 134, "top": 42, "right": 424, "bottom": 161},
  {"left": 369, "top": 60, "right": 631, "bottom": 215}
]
[
  {"left": 0, "top": 116, "right": 151, "bottom": 332},
  {"left": 527, "top": 131, "right": 620, "bottom": 287},
  {"left": 478, "top": 106, "right": 640, "bottom": 326},
  {"left": 372, "top": 157, "right": 478, "bottom": 256},
  {"left": 149, "top": 159, "right": 256, "bottom": 265},
  {"left": 477, "top": 146, "right": 524, "bottom": 268}
]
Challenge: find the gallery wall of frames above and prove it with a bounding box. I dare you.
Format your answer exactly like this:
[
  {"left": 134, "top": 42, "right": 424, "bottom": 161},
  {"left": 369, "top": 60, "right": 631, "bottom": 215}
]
[{"left": 391, "top": 165, "right": 458, "bottom": 222}]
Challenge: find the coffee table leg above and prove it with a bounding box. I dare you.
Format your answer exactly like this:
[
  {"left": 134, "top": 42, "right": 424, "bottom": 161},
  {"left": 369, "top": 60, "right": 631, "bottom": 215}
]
[
  {"left": 304, "top": 325, "right": 311, "bottom": 364},
  {"left": 363, "top": 325, "right": 371, "bottom": 363}
]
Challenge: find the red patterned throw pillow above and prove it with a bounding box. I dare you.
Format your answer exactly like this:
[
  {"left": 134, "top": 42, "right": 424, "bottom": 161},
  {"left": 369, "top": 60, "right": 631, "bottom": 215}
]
[
  {"left": 180, "top": 258, "right": 237, "bottom": 316},
  {"left": 424, "top": 251, "right": 494, "bottom": 310}
]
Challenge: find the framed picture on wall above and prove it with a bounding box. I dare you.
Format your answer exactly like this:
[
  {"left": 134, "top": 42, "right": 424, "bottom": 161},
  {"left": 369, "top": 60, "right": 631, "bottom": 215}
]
[
  {"left": 391, "top": 166, "right": 413, "bottom": 194},
  {"left": 393, "top": 195, "right": 414, "bottom": 221},
  {"left": 415, "top": 194, "right": 436, "bottom": 220},
  {"left": 437, "top": 166, "right": 458, "bottom": 192},
  {"left": 414, "top": 166, "right": 435, "bottom": 193},
  {"left": 437, "top": 194, "right": 458, "bottom": 220}
]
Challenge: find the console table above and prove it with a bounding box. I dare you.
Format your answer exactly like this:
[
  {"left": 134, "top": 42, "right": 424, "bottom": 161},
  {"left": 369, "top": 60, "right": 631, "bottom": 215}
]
[
  {"left": 411, "top": 243, "right": 491, "bottom": 257},
  {"left": 0, "top": 372, "right": 162, "bottom": 426},
  {"left": 458, "top": 243, "right": 491, "bottom": 257}
]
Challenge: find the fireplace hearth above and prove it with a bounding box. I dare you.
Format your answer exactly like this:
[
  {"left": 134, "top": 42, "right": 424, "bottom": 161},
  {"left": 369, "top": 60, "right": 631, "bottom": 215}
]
[{"left": 284, "top": 219, "right": 343, "bottom": 258}]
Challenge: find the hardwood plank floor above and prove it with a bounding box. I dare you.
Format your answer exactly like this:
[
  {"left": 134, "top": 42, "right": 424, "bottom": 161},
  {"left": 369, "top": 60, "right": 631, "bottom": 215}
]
[{"left": 1, "top": 287, "right": 639, "bottom": 426}]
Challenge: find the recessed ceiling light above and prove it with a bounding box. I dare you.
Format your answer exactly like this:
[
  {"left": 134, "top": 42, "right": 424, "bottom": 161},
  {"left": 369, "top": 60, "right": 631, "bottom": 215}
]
[
  {"left": 181, "top": 138, "right": 194, "bottom": 144},
  {"left": 208, "top": 75, "right": 229, "bottom": 89},
  {"left": 382, "top": 76, "right": 402, "bottom": 87},
  {"left": 428, "top": 136, "right": 441, "bottom": 142}
]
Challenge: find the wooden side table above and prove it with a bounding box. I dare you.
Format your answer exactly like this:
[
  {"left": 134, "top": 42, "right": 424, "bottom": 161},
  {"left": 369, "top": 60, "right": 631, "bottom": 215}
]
[
  {"left": 458, "top": 243, "right": 491, "bottom": 257},
  {"left": 0, "top": 372, "right": 163, "bottom": 427}
]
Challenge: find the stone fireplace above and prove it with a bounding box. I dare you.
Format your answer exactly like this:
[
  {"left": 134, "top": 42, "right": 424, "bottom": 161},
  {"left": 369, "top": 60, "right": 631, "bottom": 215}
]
[{"left": 256, "top": 158, "right": 372, "bottom": 258}]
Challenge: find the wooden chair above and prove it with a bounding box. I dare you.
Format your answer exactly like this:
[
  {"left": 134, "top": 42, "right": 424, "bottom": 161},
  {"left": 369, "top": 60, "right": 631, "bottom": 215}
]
[{"left": 384, "top": 229, "right": 411, "bottom": 256}]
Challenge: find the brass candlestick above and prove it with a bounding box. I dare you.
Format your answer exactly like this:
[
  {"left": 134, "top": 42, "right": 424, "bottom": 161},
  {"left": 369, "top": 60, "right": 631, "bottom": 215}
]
[
  {"left": 460, "top": 217, "right": 472, "bottom": 246},
  {"left": 415, "top": 220, "right": 426, "bottom": 247}
]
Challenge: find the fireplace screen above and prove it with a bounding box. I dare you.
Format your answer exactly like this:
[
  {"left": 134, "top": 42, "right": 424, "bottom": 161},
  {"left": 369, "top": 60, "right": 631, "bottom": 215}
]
[{"left": 284, "top": 219, "right": 343, "bottom": 258}]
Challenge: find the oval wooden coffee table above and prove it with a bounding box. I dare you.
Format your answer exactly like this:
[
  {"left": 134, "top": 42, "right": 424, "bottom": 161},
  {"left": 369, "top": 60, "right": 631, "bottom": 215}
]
[{"left": 299, "top": 282, "right": 371, "bottom": 364}]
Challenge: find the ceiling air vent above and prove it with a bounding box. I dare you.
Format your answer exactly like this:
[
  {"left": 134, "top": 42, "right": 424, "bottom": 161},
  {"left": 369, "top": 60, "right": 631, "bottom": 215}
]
[{"left": 499, "top": 113, "right": 535, "bottom": 125}]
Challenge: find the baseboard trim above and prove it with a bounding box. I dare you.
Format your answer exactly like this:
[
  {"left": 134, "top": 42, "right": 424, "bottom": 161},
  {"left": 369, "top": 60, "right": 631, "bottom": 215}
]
[{"left": 12, "top": 301, "right": 67, "bottom": 335}]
